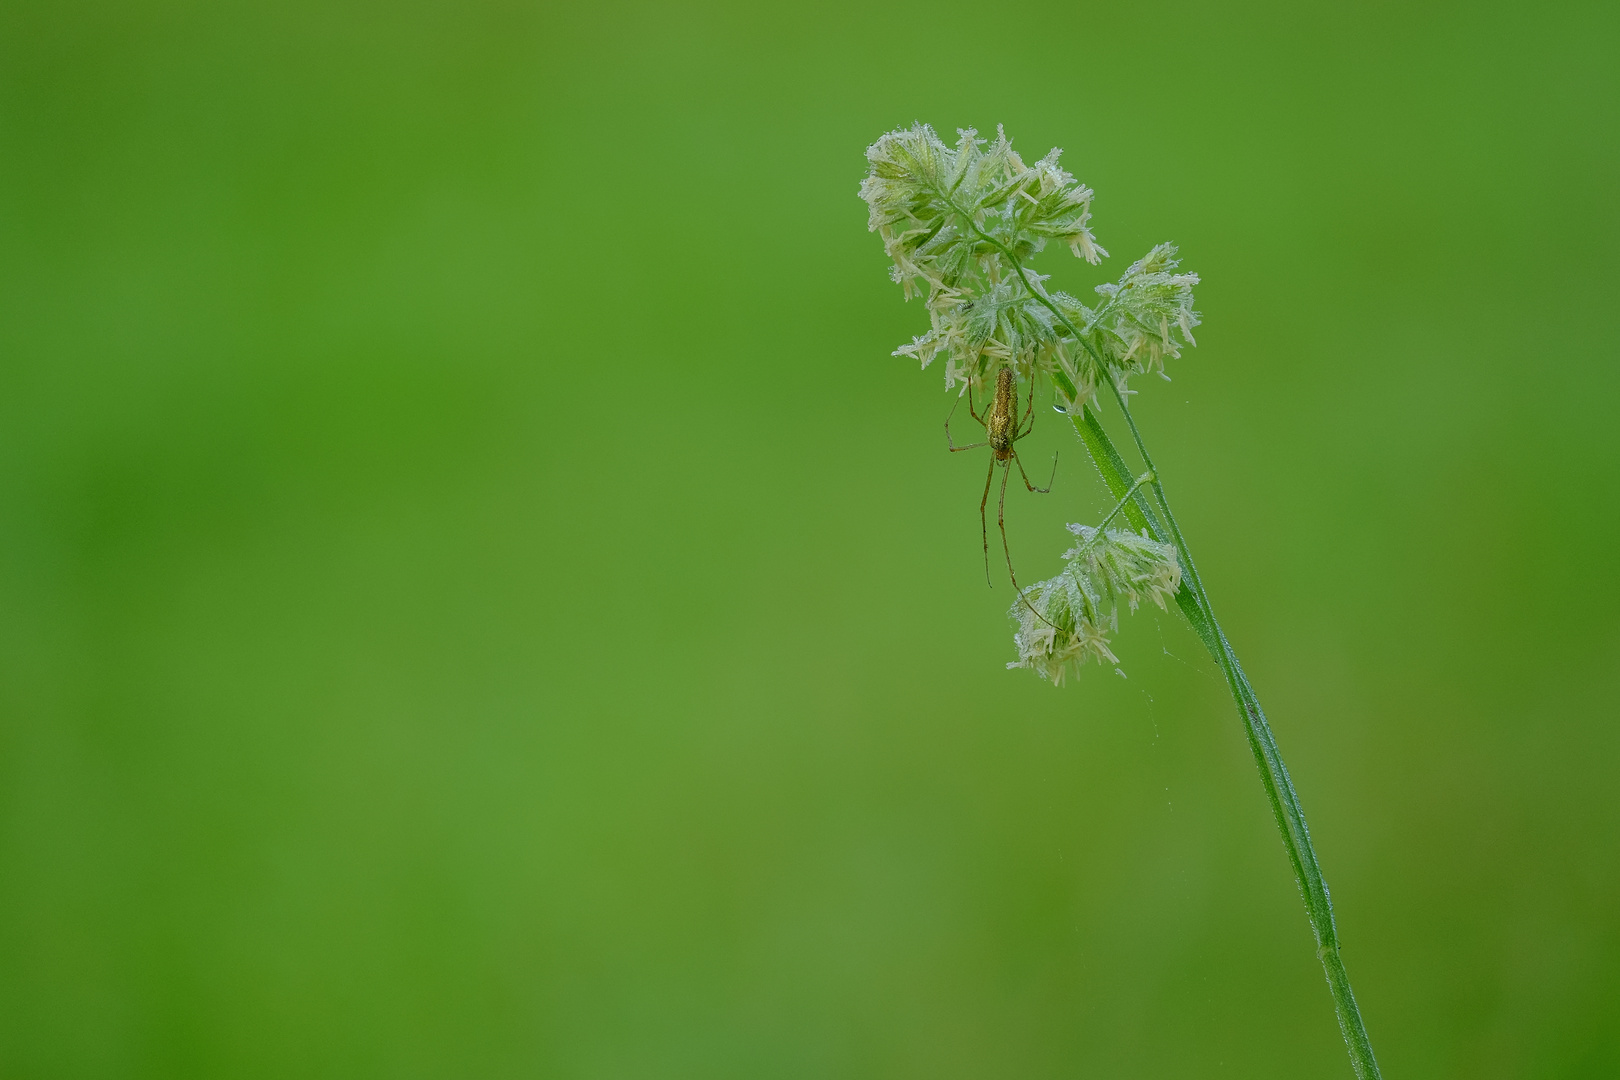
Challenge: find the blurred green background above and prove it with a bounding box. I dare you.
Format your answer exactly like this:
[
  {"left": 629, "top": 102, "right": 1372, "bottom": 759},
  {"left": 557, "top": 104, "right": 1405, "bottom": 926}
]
[{"left": 2, "top": 0, "right": 1617, "bottom": 1076}]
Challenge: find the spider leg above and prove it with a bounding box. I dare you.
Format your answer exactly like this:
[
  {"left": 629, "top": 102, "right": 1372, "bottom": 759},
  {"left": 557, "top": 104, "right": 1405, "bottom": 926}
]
[
  {"left": 979, "top": 454, "right": 996, "bottom": 586},
  {"left": 1000, "top": 463, "right": 1060, "bottom": 629},
  {"left": 966, "top": 382, "right": 984, "bottom": 424},
  {"left": 1014, "top": 448, "right": 1057, "bottom": 494},
  {"left": 997, "top": 462, "right": 1014, "bottom": 589},
  {"left": 1016, "top": 373, "right": 1038, "bottom": 438},
  {"left": 945, "top": 392, "right": 988, "bottom": 452}
]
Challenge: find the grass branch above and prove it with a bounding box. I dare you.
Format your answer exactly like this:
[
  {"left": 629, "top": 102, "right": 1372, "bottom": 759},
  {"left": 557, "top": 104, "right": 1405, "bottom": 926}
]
[{"left": 867, "top": 127, "right": 1382, "bottom": 1077}]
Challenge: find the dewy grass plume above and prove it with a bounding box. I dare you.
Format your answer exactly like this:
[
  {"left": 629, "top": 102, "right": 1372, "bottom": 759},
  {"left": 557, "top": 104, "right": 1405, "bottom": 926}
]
[
  {"left": 860, "top": 122, "right": 1385, "bottom": 1080},
  {"left": 1010, "top": 521, "right": 1181, "bottom": 684}
]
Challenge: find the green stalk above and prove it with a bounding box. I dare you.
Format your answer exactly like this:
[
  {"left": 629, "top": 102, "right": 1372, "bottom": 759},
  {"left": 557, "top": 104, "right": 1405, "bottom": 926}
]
[{"left": 1069, "top": 390, "right": 1382, "bottom": 1080}]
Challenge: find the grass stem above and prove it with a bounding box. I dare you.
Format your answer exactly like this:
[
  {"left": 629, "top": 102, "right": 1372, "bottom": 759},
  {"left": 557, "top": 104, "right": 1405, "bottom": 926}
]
[{"left": 1072, "top": 391, "right": 1383, "bottom": 1080}]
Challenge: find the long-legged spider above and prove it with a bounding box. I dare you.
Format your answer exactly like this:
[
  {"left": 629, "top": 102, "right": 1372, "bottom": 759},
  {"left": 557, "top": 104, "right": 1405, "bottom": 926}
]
[{"left": 946, "top": 366, "right": 1057, "bottom": 596}]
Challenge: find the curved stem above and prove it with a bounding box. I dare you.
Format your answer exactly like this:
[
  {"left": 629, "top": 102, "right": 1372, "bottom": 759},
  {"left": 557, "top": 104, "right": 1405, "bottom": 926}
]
[{"left": 1075, "top": 393, "right": 1382, "bottom": 1080}]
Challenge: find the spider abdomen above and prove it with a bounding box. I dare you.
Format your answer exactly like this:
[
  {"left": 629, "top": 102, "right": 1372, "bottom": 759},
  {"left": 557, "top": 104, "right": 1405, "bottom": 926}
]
[{"left": 988, "top": 367, "right": 1019, "bottom": 459}]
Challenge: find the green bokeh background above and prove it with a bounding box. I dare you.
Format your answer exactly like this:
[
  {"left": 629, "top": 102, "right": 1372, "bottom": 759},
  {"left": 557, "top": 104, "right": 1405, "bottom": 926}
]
[{"left": 3, "top": 1, "right": 1617, "bottom": 1076}]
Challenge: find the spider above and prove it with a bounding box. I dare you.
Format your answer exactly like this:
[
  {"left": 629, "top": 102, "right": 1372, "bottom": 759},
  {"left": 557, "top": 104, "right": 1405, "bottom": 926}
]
[{"left": 945, "top": 366, "right": 1057, "bottom": 595}]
